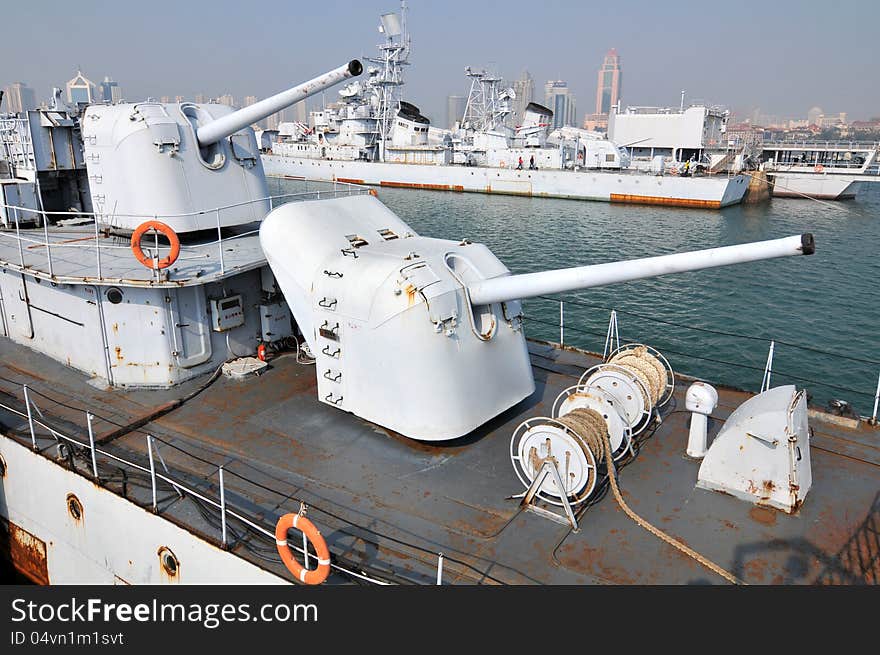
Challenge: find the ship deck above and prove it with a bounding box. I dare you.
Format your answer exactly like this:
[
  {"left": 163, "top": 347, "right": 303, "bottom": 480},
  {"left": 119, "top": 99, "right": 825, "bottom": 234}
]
[
  {"left": 0, "top": 224, "right": 265, "bottom": 287},
  {"left": 1, "top": 335, "right": 879, "bottom": 585}
]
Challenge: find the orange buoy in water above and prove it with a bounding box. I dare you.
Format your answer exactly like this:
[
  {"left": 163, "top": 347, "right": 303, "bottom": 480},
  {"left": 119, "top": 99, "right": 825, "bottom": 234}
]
[
  {"left": 275, "top": 513, "right": 330, "bottom": 585},
  {"left": 131, "top": 221, "right": 180, "bottom": 270}
]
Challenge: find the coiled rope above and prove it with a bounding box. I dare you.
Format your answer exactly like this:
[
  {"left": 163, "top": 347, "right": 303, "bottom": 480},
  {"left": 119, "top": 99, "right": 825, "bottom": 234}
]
[
  {"left": 607, "top": 345, "right": 666, "bottom": 408},
  {"left": 557, "top": 407, "right": 744, "bottom": 585}
]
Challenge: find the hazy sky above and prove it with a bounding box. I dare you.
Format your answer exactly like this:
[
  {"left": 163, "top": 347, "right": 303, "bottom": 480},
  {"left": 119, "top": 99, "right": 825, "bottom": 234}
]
[{"left": 3, "top": 0, "right": 879, "bottom": 122}]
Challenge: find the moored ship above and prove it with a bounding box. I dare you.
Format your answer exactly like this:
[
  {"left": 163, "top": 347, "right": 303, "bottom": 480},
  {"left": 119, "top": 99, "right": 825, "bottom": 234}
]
[{"left": 260, "top": 5, "right": 750, "bottom": 210}]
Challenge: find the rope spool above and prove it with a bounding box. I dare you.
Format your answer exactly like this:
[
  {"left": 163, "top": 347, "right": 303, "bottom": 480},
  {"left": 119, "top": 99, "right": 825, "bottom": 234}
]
[
  {"left": 509, "top": 414, "right": 600, "bottom": 507},
  {"left": 509, "top": 343, "right": 741, "bottom": 584},
  {"left": 578, "top": 344, "right": 675, "bottom": 434},
  {"left": 553, "top": 385, "right": 633, "bottom": 461}
]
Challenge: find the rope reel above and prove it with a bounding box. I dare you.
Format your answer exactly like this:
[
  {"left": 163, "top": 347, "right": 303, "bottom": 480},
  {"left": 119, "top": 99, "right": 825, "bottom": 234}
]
[
  {"left": 510, "top": 415, "right": 599, "bottom": 507},
  {"left": 511, "top": 342, "right": 673, "bottom": 507},
  {"left": 552, "top": 385, "right": 633, "bottom": 462},
  {"left": 508, "top": 343, "right": 741, "bottom": 584},
  {"left": 578, "top": 344, "right": 674, "bottom": 435}
]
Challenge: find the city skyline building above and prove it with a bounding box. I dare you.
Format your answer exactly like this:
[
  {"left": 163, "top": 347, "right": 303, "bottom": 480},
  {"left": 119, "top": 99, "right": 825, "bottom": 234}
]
[
  {"left": 99, "top": 76, "right": 123, "bottom": 103},
  {"left": 511, "top": 70, "right": 534, "bottom": 126},
  {"left": 65, "top": 70, "right": 96, "bottom": 104},
  {"left": 2, "top": 82, "right": 36, "bottom": 113},
  {"left": 446, "top": 94, "right": 466, "bottom": 129},
  {"left": 544, "top": 80, "right": 576, "bottom": 129},
  {"left": 595, "top": 48, "right": 622, "bottom": 115}
]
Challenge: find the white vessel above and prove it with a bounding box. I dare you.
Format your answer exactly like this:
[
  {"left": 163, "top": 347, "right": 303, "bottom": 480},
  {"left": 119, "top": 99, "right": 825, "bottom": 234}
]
[
  {"left": 759, "top": 140, "right": 880, "bottom": 199},
  {"left": 261, "top": 5, "right": 750, "bottom": 210}
]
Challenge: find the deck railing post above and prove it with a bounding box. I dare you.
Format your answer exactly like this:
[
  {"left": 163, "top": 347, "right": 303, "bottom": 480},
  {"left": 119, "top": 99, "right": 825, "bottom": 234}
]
[
  {"left": 761, "top": 341, "right": 775, "bottom": 393},
  {"left": 93, "top": 216, "right": 103, "bottom": 280},
  {"left": 436, "top": 552, "right": 444, "bottom": 585},
  {"left": 216, "top": 208, "right": 225, "bottom": 275},
  {"left": 219, "top": 466, "right": 227, "bottom": 548},
  {"left": 871, "top": 371, "right": 880, "bottom": 425},
  {"left": 559, "top": 301, "right": 564, "bottom": 345},
  {"left": 22, "top": 384, "right": 36, "bottom": 450},
  {"left": 14, "top": 207, "right": 24, "bottom": 268},
  {"left": 42, "top": 211, "right": 53, "bottom": 277},
  {"left": 147, "top": 435, "right": 157, "bottom": 511},
  {"left": 86, "top": 412, "right": 98, "bottom": 479}
]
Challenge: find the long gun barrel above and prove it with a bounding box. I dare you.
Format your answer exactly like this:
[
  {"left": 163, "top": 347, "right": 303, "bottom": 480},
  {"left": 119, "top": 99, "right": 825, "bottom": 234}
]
[
  {"left": 467, "top": 233, "right": 815, "bottom": 306},
  {"left": 196, "top": 59, "right": 363, "bottom": 146}
]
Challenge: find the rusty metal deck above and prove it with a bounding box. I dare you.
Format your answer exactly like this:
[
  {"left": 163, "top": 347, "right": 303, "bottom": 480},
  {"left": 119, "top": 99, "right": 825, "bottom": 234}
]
[{"left": 1, "top": 335, "right": 878, "bottom": 585}]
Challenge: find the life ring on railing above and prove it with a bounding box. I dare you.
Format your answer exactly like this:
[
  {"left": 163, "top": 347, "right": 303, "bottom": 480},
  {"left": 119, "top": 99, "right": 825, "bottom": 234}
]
[
  {"left": 131, "top": 221, "right": 180, "bottom": 270},
  {"left": 814, "top": 164, "right": 824, "bottom": 173},
  {"left": 275, "top": 513, "right": 330, "bottom": 585},
  {"left": 369, "top": 188, "right": 378, "bottom": 197}
]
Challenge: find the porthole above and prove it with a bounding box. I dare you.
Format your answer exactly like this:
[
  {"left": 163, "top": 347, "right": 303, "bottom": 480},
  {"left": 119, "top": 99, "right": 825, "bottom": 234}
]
[
  {"left": 158, "top": 546, "right": 179, "bottom": 577},
  {"left": 106, "top": 287, "right": 124, "bottom": 304},
  {"left": 66, "top": 493, "right": 83, "bottom": 521}
]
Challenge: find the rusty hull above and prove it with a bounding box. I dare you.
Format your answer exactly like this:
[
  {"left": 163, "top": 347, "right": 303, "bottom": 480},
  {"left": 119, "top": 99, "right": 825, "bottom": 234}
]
[{"left": 0, "top": 518, "right": 49, "bottom": 585}]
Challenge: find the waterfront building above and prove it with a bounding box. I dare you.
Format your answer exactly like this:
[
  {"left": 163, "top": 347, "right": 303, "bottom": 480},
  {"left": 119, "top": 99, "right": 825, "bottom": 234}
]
[
  {"left": 99, "top": 76, "right": 122, "bottom": 103},
  {"left": 65, "top": 70, "right": 96, "bottom": 104},
  {"left": 446, "top": 94, "right": 466, "bottom": 129},
  {"left": 511, "top": 71, "right": 534, "bottom": 126},
  {"left": 595, "top": 49, "right": 622, "bottom": 115},
  {"left": 544, "top": 80, "right": 576, "bottom": 129},
  {"left": 2, "top": 82, "right": 36, "bottom": 113}
]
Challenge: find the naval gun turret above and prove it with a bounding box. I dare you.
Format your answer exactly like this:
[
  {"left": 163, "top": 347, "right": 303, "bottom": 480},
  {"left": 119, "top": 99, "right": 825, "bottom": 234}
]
[
  {"left": 80, "top": 60, "right": 362, "bottom": 233},
  {"left": 260, "top": 194, "right": 814, "bottom": 441}
]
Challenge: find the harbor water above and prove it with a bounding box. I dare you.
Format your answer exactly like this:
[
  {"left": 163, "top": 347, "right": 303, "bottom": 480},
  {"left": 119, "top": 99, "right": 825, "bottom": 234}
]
[{"left": 269, "top": 177, "right": 880, "bottom": 416}]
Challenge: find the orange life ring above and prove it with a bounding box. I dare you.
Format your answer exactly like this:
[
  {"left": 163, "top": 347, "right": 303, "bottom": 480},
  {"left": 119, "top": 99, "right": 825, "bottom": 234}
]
[
  {"left": 369, "top": 188, "right": 378, "bottom": 197},
  {"left": 814, "top": 164, "right": 824, "bottom": 173},
  {"left": 275, "top": 513, "right": 330, "bottom": 585},
  {"left": 131, "top": 221, "right": 180, "bottom": 270}
]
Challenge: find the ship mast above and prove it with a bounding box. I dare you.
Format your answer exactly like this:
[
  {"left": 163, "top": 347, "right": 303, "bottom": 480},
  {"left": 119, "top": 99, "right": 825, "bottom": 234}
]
[
  {"left": 364, "top": 1, "right": 410, "bottom": 162},
  {"left": 461, "top": 67, "right": 514, "bottom": 134}
]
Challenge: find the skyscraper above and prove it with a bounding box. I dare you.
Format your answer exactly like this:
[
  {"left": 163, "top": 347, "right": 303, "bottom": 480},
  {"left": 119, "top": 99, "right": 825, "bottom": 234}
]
[
  {"left": 544, "top": 80, "right": 576, "bottom": 129},
  {"left": 446, "top": 95, "right": 466, "bottom": 130},
  {"left": 217, "top": 94, "right": 235, "bottom": 107},
  {"left": 595, "top": 49, "right": 622, "bottom": 115},
  {"left": 66, "top": 70, "right": 96, "bottom": 105},
  {"left": 2, "top": 82, "right": 36, "bottom": 113},
  {"left": 99, "top": 76, "right": 123, "bottom": 103},
  {"left": 511, "top": 71, "right": 534, "bottom": 126}
]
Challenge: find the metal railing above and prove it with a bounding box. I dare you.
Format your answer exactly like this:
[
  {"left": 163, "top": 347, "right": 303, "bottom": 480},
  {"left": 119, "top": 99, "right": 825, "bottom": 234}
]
[
  {"left": 537, "top": 296, "right": 880, "bottom": 424},
  {"left": 761, "top": 140, "right": 880, "bottom": 151},
  {"left": 0, "top": 381, "right": 392, "bottom": 585},
  {"left": 0, "top": 183, "right": 371, "bottom": 283}
]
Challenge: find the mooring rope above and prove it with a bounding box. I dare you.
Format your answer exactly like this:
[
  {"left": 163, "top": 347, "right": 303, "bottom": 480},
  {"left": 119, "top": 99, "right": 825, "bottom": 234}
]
[{"left": 558, "top": 407, "right": 744, "bottom": 585}]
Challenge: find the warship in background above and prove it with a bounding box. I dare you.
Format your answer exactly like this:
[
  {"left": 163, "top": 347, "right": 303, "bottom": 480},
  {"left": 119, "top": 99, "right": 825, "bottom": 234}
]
[
  {"left": 1, "top": 26, "right": 879, "bottom": 587},
  {"left": 608, "top": 104, "right": 880, "bottom": 201},
  {"left": 261, "top": 5, "right": 751, "bottom": 209}
]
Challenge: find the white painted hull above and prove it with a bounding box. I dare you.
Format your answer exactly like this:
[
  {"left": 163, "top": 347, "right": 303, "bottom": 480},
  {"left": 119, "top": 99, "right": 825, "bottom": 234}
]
[
  {"left": 769, "top": 173, "right": 874, "bottom": 199},
  {"left": 262, "top": 155, "right": 750, "bottom": 209},
  {"left": 0, "top": 436, "right": 286, "bottom": 584}
]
